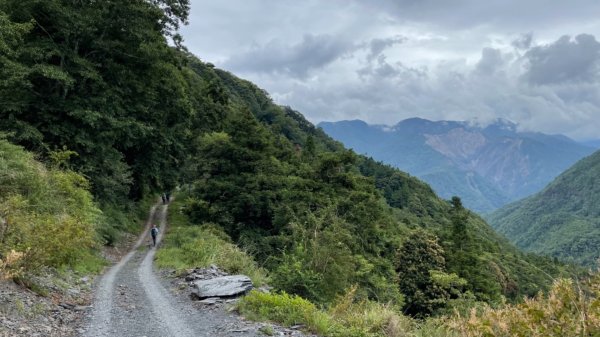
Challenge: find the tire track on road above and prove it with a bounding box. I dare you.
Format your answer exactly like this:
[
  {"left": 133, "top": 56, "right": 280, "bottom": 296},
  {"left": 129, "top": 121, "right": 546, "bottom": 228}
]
[
  {"left": 137, "top": 204, "right": 197, "bottom": 337},
  {"left": 85, "top": 204, "right": 158, "bottom": 337}
]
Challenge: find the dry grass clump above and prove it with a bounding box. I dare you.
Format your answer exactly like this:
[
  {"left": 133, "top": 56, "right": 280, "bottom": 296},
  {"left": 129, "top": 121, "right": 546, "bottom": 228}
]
[{"left": 447, "top": 276, "right": 600, "bottom": 337}]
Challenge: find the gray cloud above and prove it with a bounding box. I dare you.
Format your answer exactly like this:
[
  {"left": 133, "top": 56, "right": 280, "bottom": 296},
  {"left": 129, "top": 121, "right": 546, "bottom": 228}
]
[
  {"left": 355, "top": 0, "right": 600, "bottom": 31},
  {"left": 223, "top": 34, "right": 357, "bottom": 78},
  {"left": 524, "top": 34, "right": 600, "bottom": 85},
  {"left": 476, "top": 48, "right": 504, "bottom": 76},
  {"left": 367, "top": 36, "right": 406, "bottom": 61},
  {"left": 512, "top": 33, "right": 533, "bottom": 50},
  {"left": 265, "top": 34, "right": 600, "bottom": 140}
]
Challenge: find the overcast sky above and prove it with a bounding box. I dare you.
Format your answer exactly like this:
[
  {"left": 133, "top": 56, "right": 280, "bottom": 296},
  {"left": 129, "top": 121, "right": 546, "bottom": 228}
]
[{"left": 181, "top": 0, "right": 600, "bottom": 140}]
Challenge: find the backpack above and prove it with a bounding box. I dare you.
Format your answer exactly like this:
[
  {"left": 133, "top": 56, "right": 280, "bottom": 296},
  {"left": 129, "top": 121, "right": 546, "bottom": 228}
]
[{"left": 151, "top": 227, "right": 159, "bottom": 236}]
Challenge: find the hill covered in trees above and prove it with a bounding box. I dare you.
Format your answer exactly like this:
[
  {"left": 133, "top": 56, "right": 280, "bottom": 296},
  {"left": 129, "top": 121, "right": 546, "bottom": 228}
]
[
  {"left": 0, "top": 0, "right": 576, "bottom": 321},
  {"left": 488, "top": 150, "right": 600, "bottom": 267}
]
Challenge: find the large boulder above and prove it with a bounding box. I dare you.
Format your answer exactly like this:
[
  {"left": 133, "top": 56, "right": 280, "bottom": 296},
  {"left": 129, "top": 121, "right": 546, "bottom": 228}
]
[{"left": 192, "top": 275, "right": 253, "bottom": 299}]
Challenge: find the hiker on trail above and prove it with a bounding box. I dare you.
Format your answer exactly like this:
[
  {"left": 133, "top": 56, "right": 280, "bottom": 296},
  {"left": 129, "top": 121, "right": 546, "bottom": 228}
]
[
  {"left": 166, "top": 192, "right": 171, "bottom": 203},
  {"left": 161, "top": 193, "right": 166, "bottom": 204},
  {"left": 150, "top": 225, "right": 159, "bottom": 247}
]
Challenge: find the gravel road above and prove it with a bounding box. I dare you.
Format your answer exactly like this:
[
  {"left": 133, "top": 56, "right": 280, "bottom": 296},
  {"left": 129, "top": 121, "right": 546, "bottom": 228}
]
[{"left": 80, "top": 202, "right": 264, "bottom": 337}]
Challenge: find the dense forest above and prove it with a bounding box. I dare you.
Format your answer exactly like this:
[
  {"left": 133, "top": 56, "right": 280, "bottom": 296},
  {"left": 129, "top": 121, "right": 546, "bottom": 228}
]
[
  {"left": 488, "top": 149, "right": 600, "bottom": 267},
  {"left": 0, "top": 1, "right": 594, "bottom": 334}
]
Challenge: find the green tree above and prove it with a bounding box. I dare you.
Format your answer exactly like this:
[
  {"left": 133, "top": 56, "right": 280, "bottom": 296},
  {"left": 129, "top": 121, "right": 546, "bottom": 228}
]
[
  {"left": 397, "top": 229, "right": 449, "bottom": 317},
  {"left": 446, "top": 196, "right": 502, "bottom": 302},
  {"left": 0, "top": 0, "right": 192, "bottom": 201},
  {"left": 450, "top": 196, "right": 469, "bottom": 247}
]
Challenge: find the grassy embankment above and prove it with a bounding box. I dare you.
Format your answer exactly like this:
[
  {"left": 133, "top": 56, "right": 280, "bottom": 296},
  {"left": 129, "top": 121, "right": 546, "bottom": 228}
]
[{"left": 155, "top": 195, "right": 268, "bottom": 286}]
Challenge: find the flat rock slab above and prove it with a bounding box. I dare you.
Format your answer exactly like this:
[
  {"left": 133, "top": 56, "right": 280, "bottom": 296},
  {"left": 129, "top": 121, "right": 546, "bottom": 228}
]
[
  {"left": 198, "top": 298, "right": 220, "bottom": 305},
  {"left": 192, "top": 275, "right": 253, "bottom": 299}
]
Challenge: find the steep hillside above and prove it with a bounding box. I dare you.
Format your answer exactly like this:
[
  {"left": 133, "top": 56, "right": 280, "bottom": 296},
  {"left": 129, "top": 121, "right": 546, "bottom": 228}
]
[
  {"left": 319, "top": 118, "right": 595, "bottom": 213},
  {"left": 0, "top": 139, "right": 101, "bottom": 274},
  {"left": 187, "top": 61, "right": 573, "bottom": 303},
  {"left": 488, "top": 150, "right": 600, "bottom": 267}
]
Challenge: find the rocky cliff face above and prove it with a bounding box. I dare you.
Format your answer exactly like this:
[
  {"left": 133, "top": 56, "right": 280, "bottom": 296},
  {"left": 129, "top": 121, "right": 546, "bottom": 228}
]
[
  {"left": 425, "top": 130, "right": 534, "bottom": 200},
  {"left": 319, "top": 118, "right": 595, "bottom": 213},
  {"left": 424, "top": 128, "right": 487, "bottom": 160}
]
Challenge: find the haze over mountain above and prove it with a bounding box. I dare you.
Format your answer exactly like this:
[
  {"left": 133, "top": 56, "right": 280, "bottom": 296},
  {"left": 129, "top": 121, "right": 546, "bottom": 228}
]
[
  {"left": 487, "top": 150, "right": 600, "bottom": 267},
  {"left": 583, "top": 140, "right": 600, "bottom": 149},
  {"left": 319, "top": 118, "right": 595, "bottom": 213}
]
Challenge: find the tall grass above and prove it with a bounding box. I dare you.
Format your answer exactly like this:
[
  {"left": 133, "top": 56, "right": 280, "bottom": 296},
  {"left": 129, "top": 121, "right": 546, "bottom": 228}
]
[
  {"left": 237, "top": 286, "right": 433, "bottom": 337},
  {"left": 447, "top": 277, "right": 600, "bottom": 336},
  {"left": 155, "top": 197, "right": 268, "bottom": 286},
  {"left": 237, "top": 290, "right": 336, "bottom": 335}
]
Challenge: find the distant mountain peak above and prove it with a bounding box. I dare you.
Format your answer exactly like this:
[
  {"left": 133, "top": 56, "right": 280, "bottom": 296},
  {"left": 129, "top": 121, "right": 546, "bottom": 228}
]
[
  {"left": 489, "top": 118, "right": 518, "bottom": 131},
  {"left": 398, "top": 117, "right": 431, "bottom": 124}
]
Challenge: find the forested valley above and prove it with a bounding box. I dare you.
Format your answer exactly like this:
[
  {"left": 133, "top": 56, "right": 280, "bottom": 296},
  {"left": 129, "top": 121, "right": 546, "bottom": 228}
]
[{"left": 1, "top": 1, "right": 599, "bottom": 336}]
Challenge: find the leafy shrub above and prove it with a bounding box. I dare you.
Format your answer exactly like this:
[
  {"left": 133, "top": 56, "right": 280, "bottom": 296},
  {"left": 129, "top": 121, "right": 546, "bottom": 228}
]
[
  {"left": 0, "top": 140, "right": 100, "bottom": 276},
  {"left": 272, "top": 208, "right": 404, "bottom": 305}
]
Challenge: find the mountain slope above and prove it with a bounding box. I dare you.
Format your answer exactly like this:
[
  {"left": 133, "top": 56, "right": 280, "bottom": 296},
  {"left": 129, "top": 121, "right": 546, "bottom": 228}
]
[
  {"left": 190, "top": 62, "right": 574, "bottom": 302},
  {"left": 487, "top": 150, "right": 600, "bottom": 266},
  {"left": 319, "top": 118, "right": 594, "bottom": 212}
]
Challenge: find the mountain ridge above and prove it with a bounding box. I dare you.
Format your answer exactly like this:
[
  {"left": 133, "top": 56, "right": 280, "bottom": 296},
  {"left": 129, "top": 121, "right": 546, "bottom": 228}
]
[
  {"left": 487, "top": 149, "right": 600, "bottom": 267},
  {"left": 319, "top": 118, "right": 595, "bottom": 212}
]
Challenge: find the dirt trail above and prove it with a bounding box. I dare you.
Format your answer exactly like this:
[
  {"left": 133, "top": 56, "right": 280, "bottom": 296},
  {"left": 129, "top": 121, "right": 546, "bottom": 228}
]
[{"left": 81, "top": 202, "right": 261, "bottom": 337}]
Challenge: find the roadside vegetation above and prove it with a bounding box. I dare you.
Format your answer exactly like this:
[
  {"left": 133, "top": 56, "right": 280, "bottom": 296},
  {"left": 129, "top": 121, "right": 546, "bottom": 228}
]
[
  {"left": 447, "top": 275, "right": 600, "bottom": 337},
  {"left": 239, "top": 275, "right": 600, "bottom": 337},
  {"left": 0, "top": 139, "right": 100, "bottom": 279},
  {"left": 0, "top": 138, "right": 153, "bottom": 284},
  {"left": 238, "top": 287, "right": 418, "bottom": 337},
  {"left": 155, "top": 196, "right": 268, "bottom": 286}
]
